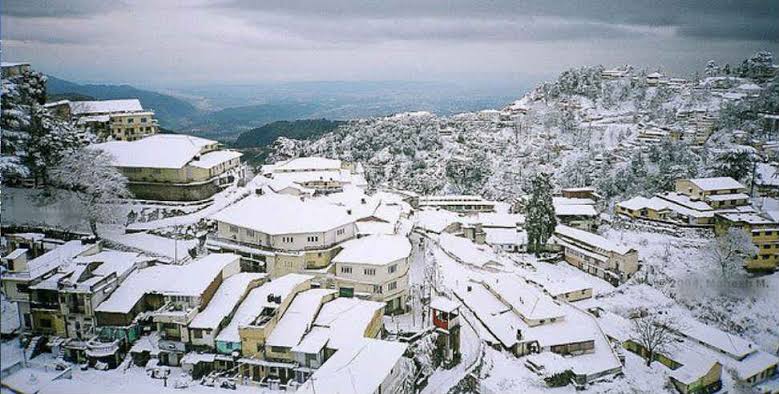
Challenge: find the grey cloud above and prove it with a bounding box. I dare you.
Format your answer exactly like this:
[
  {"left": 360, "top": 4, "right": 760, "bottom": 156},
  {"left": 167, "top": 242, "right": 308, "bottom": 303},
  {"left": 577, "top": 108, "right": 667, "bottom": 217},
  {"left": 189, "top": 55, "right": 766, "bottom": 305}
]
[
  {"left": 213, "top": 0, "right": 779, "bottom": 42},
  {"left": 2, "top": 0, "right": 125, "bottom": 18}
]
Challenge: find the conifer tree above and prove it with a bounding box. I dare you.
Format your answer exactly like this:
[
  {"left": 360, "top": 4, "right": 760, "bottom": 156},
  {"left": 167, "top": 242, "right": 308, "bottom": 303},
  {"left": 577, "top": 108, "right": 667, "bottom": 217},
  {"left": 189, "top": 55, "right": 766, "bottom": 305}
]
[{"left": 526, "top": 172, "right": 557, "bottom": 255}]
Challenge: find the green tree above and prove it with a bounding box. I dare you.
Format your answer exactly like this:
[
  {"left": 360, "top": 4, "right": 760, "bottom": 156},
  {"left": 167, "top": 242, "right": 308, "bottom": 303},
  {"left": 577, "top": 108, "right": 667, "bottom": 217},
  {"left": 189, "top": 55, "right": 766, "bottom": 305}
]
[
  {"left": 526, "top": 173, "right": 557, "bottom": 255},
  {"left": 711, "top": 150, "right": 753, "bottom": 182}
]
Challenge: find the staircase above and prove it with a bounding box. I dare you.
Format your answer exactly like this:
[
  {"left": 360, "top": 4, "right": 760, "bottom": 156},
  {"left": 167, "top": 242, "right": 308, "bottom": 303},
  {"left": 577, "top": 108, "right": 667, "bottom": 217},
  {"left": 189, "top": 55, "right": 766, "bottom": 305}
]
[{"left": 25, "top": 336, "right": 47, "bottom": 360}]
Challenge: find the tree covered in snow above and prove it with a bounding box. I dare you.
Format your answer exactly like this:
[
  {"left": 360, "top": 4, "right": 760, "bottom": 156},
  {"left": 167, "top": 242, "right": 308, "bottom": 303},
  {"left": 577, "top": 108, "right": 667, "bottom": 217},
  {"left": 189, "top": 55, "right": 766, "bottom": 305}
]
[
  {"left": 1, "top": 68, "right": 90, "bottom": 184},
  {"left": 738, "top": 51, "right": 775, "bottom": 80},
  {"left": 709, "top": 150, "right": 754, "bottom": 182},
  {"left": 707, "top": 228, "right": 757, "bottom": 277},
  {"left": 704, "top": 60, "right": 721, "bottom": 77},
  {"left": 48, "top": 148, "right": 132, "bottom": 235},
  {"left": 630, "top": 313, "right": 680, "bottom": 367},
  {"left": 445, "top": 153, "right": 492, "bottom": 194},
  {"left": 542, "top": 66, "right": 604, "bottom": 100},
  {"left": 525, "top": 173, "right": 556, "bottom": 255}
]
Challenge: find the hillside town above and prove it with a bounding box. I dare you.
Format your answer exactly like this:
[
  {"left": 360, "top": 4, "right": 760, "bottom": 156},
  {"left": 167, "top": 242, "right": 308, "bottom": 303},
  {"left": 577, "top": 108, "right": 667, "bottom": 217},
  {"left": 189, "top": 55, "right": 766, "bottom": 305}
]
[{"left": 2, "top": 53, "right": 779, "bottom": 394}]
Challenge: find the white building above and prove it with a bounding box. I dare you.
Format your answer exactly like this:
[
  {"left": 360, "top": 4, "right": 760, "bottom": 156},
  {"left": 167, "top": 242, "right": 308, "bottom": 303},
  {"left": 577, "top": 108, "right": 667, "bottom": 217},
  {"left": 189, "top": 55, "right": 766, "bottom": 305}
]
[
  {"left": 208, "top": 194, "right": 357, "bottom": 276},
  {"left": 260, "top": 157, "right": 367, "bottom": 195},
  {"left": 332, "top": 235, "right": 412, "bottom": 313}
]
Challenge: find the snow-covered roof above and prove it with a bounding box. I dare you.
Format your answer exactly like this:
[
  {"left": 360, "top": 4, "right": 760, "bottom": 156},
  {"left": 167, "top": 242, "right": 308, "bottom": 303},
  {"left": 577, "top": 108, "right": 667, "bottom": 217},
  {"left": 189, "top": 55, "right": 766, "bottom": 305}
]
[
  {"left": 430, "top": 297, "right": 460, "bottom": 313},
  {"left": 69, "top": 99, "right": 143, "bottom": 115},
  {"left": 679, "top": 319, "right": 755, "bottom": 360},
  {"left": 715, "top": 212, "right": 774, "bottom": 225},
  {"left": 733, "top": 350, "right": 779, "bottom": 380},
  {"left": 687, "top": 177, "right": 745, "bottom": 191},
  {"left": 656, "top": 192, "right": 713, "bottom": 212},
  {"left": 93, "top": 134, "right": 217, "bottom": 169},
  {"left": 19, "top": 241, "right": 94, "bottom": 280},
  {"left": 297, "top": 338, "right": 407, "bottom": 394},
  {"left": 356, "top": 221, "right": 396, "bottom": 236},
  {"left": 3, "top": 248, "right": 28, "bottom": 260},
  {"left": 553, "top": 197, "right": 595, "bottom": 206},
  {"left": 705, "top": 193, "right": 750, "bottom": 202},
  {"left": 554, "top": 204, "right": 598, "bottom": 217},
  {"left": 189, "top": 273, "right": 267, "bottom": 330},
  {"left": 265, "top": 288, "right": 336, "bottom": 348},
  {"left": 756, "top": 163, "right": 779, "bottom": 187},
  {"left": 215, "top": 273, "right": 313, "bottom": 343},
  {"left": 555, "top": 225, "right": 633, "bottom": 255},
  {"left": 487, "top": 275, "right": 565, "bottom": 322},
  {"left": 647, "top": 72, "right": 664, "bottom": 78},
  {"left": 210, "top": 194, "right": 356, "bottom": 235},
  {"left": 415, "top": 209, "right": 460, "bottom": 233},
  {"left": 332, "top": 235, "right": 411, "bottom": 266},
  {"left": 189, "top": 150, "right": 242, "bottom": 169},
  {"left": 74, "top": 250, "right": 143, "bottom": 280},
  {"left": 618, "top": 196, "right": 669, "bottom": 212},
  {"left": 311, "top": 297, "right": 385, "bottom": 350},
  {"left": 484, "top": 228, "right": 526, "bottom": 246},
  {"left": 438, "top": 233, "right": 501, "bottom": 269},
  {"left": 95, "top": 253, "right": 240, "bottom": 314}
]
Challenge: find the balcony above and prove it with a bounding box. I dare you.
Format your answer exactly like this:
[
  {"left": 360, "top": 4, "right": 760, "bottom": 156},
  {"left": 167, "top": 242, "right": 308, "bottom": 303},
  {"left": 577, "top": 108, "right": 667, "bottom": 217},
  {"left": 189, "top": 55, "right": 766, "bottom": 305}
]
[
  {"left": 31, "top": 301, "right": 60, "bottom": 310},
  {"left": 86, "top": 338, "right": 121, "bottom": 358}
]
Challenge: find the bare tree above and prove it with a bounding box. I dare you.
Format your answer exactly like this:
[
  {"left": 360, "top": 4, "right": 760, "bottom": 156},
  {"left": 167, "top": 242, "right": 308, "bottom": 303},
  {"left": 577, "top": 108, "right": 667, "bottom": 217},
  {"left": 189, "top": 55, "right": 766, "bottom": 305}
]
[
  {"left": 631, "top": 313, "right": 680, "bottom": 367},
  {"left": 708, "top": 228, "right": 757, "bottom": 277},
  {"left": 48, "top": 147, "right": 132, "bottom": 236}
]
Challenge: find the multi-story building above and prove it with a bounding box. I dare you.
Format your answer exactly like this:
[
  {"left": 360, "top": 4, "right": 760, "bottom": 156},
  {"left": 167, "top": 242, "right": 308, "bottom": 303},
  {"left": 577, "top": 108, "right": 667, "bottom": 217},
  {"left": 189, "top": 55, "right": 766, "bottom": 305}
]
[
  {"left": 208, "top": 193, "right": 357, "bottom": 276},
  {"left": 94, "top": 134, "right": 244, "bottom": 201},
  {"left": 714, "top": 212, "right": 779, "bottom": 271},
  {"left": 553, "top": 225, "right": 639, "bottom": 285},
  {"left": 260, "top": 157, "right": 367, "bottom": 195},
  {"left": 675, "top": 177, "right": 749, "bottom": 209},
  {"left": 44, "top": 99, "right": 160, "bottom": 141},
  {"left": 27, "top": 250, "right": 144, "bottom": 340},
  {"left": 1, "top": 240, "right": 100, "bottom": 333},
  {"left": 94, "top": 254, "right": 241, "bottom": 367},
  {"left": 419, "top": 195, "right": 497, "bottom": 213},
  {"left": 214, "top": 273, "right": 312, "bottom": 357},
  {"left": 331, "top": 235, "right": 411, "bottom": 313}
]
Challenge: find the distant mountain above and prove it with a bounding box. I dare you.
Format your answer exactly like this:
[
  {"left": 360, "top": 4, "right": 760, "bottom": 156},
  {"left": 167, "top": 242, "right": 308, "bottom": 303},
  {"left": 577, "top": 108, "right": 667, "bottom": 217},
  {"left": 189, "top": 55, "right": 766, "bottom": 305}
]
[
  {"left": 45, "top": 76, "right": 199, "bottom": 129},
  {"left": 234, "top": 119, "right": 345, "bottom": 148}
]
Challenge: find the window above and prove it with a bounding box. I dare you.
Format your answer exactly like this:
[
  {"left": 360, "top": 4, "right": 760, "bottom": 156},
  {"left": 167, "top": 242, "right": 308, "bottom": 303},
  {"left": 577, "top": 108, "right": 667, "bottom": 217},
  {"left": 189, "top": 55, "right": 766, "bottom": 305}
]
[
  {"left": 246, "top": 229, "right": 255, "bottom": 237},
  {"left": 364, "top": 268, "right": 376, "bottom": 276},
  {"left": 387, "top": 281, "right": 397, "bottom": 291},
  {"left": 282, "top": 236, "right": 294, "bottom": 243},
  {"left": 340, "top": 266, "right": 352, "bottom": 274},
  {"left": 388, "top": 264, "right": 397, "bottom": 274},
  {"left": 307, "top": 236, "right": 319, "bottom": 243},
  {"left": 193, "top": 329, "right": 203, "bottom": 339},
  {"left": 373, "top": 285, "right": 383, "bottom": 294},
  {"left": 141, "top": 117, "right": 147, "bottom": 123},
  {"left": 39, "top": 318, "right": 52, "bottom": 328},
  {"left": 229, "top": 225, "right": 239, "bottom": 233},
  {"left": 127, "top": 118, "right": 134, "bottom": 123}
]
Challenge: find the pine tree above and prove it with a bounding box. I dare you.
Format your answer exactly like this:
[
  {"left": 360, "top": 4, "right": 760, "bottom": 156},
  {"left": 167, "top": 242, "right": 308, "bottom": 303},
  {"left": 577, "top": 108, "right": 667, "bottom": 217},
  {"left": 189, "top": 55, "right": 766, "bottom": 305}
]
[{"left": 525, "top": 172, "right": 557, "bottom": 255}]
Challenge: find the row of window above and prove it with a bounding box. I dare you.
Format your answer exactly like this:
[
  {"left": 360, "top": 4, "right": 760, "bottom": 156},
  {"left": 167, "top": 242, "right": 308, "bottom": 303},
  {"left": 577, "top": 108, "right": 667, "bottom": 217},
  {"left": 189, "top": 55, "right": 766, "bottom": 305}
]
[
  {"left": 340, "top": 264, "right": 400, "bottom": 276},
  {"left": 372, "top": 281, "right": 398, "bottom": 294}
]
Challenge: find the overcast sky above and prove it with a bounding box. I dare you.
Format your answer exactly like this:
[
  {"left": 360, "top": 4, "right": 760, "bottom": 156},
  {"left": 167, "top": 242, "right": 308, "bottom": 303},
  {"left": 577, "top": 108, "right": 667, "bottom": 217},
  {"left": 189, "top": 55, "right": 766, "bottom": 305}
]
[{"left": 2, "top": 0, "right": 778, "bottom": 88}]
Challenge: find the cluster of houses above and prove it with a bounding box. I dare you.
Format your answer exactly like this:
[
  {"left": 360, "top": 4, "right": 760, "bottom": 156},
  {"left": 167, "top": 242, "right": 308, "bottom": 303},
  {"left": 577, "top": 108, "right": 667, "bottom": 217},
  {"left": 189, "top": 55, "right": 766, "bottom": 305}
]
[
  {"left": 1, "top": 156, "right": 420, "bottom": 392},
  {"left": 413, "top": 190, "right": 776, "bottom": 392},
  {"left": 618, "top": 176, "right": 779, "bottom": 271}
]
